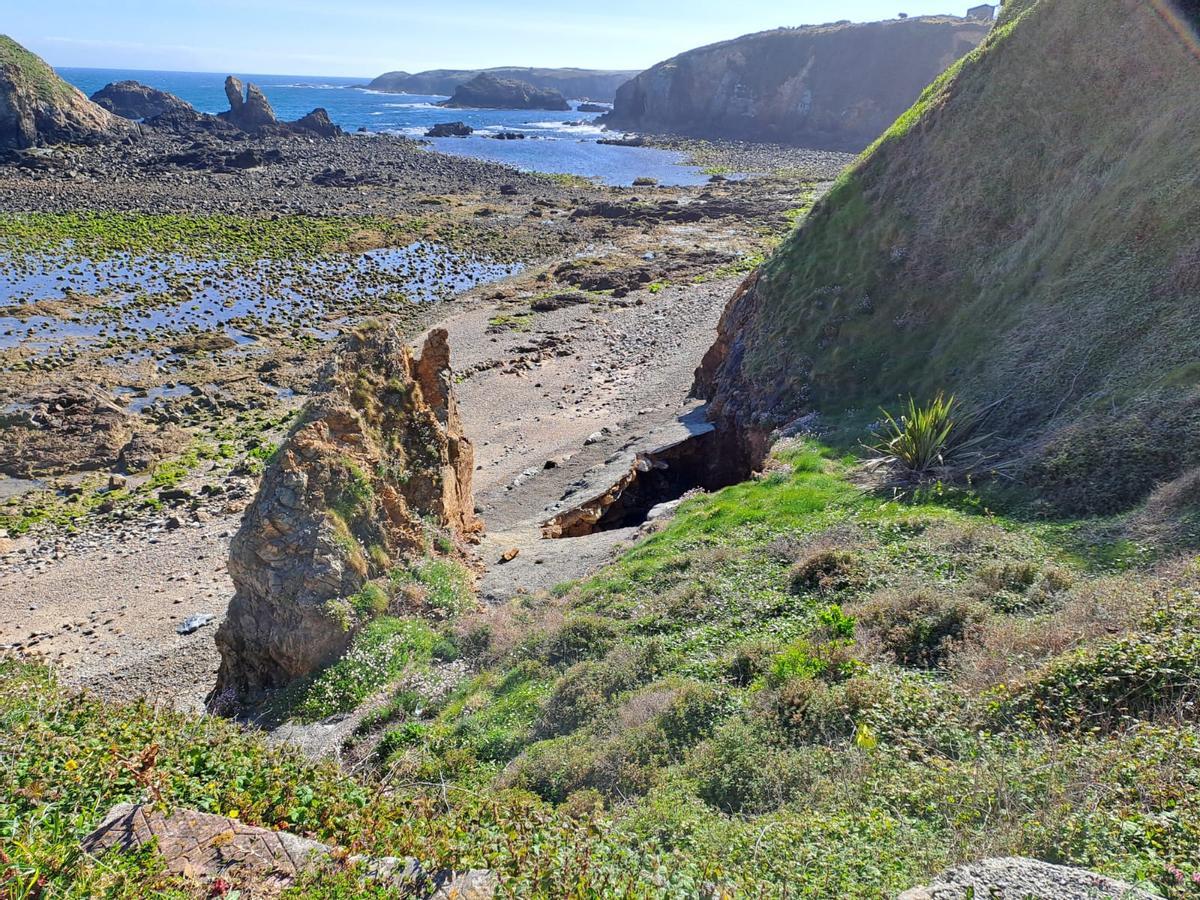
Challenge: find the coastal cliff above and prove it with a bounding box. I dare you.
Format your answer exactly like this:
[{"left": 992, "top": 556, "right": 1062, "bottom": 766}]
[
  {"left": 698, "top": 0, "right": 1200, "bottom": 514},
  {"left": 603, "top": 16, "right": 989, "bottom": 150},
  {"left": 0, "top": 35, "right": 131, "bottom": 150}
]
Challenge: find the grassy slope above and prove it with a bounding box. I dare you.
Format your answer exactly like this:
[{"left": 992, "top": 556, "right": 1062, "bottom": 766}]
[
  {"left": 709, "top": 0, "right": 1200, "bottom": 513},
  {"left": 0, "top": 35, "right": 78, "bottom": 104},
  {"left": 8, "top": 445, "right": 1200, "bottom": 896}
]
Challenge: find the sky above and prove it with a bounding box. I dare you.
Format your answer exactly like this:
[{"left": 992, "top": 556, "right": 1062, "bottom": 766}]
[{"left": 8, "top": 0, "right": 971, "bottom": 78}]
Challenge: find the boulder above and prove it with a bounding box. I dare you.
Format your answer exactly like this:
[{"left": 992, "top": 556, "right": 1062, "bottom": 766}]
[
  {"left": 425, "top": 121, "right": 473, "bottom": 138},
  {"left": 212, "top": 325, "right": 480, "bottom": 704},
  {"left": 89, "top": 80, "right": 193, "bottom": 120},
  {"left": 439, "top": 73, "right": 570, "bottom": 111},
  {"left": 291, "top": 107, "right": 341, "bottom": 138},
  {"left": 0, "top": 35, "right": 132, "bottom": 150},
  {"left": 82, "top": 803, "right": 496, "bottom": 897},
  {"left": 898, "top": 858, "right": 1156, "bottom": 900}
]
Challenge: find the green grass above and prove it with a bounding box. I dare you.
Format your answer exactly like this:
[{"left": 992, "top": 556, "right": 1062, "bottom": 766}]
[
  {"left": 715, "top": 0, "right": 1200, "bottom": 516},
  {"left": 6, "top": 440, "right": 1200, "bottom": 895},
  {"left": 0, "top": 35, "right": 78, "bottom": 104}
]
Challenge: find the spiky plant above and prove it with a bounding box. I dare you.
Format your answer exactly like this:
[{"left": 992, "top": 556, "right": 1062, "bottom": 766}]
[{"left": 868, "top": 392, "right": 991, "bottom": 481}]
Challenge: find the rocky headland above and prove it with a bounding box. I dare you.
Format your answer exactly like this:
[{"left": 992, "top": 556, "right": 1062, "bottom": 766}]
[
  {"left": 89, "top": 80, "right": 194, "bottom": 120},
  {"left": 365, "top": 66, "right": 638, "bottom": 102},
  {"left": 438, "top": 73, "right": 570, "bottom": 110},
  {"left": 603, "top": 15, "right": 990, "bottom": 150}
]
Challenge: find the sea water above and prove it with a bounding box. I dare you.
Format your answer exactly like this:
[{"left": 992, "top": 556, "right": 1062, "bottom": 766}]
[{"left": 58, "top": 68, "right": 708, "bottom": 187}]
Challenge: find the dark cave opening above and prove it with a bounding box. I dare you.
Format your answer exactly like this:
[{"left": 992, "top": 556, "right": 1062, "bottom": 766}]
[{"left": 543, "top": 427, "right": 752, "bottom": 538}]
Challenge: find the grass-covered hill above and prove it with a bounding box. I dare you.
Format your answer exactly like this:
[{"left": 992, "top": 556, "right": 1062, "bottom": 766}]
[{"left": 698, "top": 0, "right": 1200, "bottom": 515}]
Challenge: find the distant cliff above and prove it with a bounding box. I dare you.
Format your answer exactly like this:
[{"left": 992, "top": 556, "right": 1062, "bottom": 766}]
[
  {"left": 603, "top": 16, "right": 989, "bottom": 151},
  {"left": 364, "top": 67, "right": 638, "bottom": 102}
]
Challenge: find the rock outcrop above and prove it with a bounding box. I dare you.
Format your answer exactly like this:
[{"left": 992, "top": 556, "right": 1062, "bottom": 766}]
[
  {"left": 0, "top": 35, "right": 131, "bottom": 150},
  {"left": 89, "top": 80, "right": 193, "bottom": 120},
  {"left": 221, "top": 75, "right": 277, "bottom": 132},
  {"left": 213, "top": 326, "right": 479, "bottom": 704},
  {"left": 426, "top": 121, "right": 473, "bottom": 138},
  {"left": 898, "top": 857, "right": 1155, "bottom": 899},
  {"left": 290, "top": 107, "right": 340, "bottom": 138},
  {"left": 83, "top": 803, "right": 498, "bottom": 898},
  {"left": 365, "top": 66, "right": 638, "bottom": 103},
  {"left": 697, "top": 0, "right": 1200, "bottom": 514},
  {"left": 603, "top": 17, "right": 989, "bottom": 150},
  {"left": 439, "top": 73, "right": 570, "bottom": 111}
]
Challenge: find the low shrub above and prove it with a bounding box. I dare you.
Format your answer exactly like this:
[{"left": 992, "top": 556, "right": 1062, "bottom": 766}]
[
  {"left": 789, "top": 549, "right": 865, "bottom": 595},
  {"left": 851, "top": 587, "right": 988, "bottom": 668},
  {"left": 994, "top": 629, "right": 1200, "bottom": 729},
  {"left": 537, "top": 614, "right": 620, "bottom": 667}
]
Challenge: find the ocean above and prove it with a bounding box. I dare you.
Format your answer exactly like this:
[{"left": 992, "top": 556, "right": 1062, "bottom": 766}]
[{"left": 58, "top": 68, "right": 708, "bottom": 187}]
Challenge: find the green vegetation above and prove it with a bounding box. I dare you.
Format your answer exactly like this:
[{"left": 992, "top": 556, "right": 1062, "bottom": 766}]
[
  {"left": 487, "top": 312, "right": 535, "bottom": 332},
  {"left": 7, "top": 440, "right": 1200, "bottom": 894},
  {"left": 0, "top": 213, "right": 425, "bottom": 261},
  {"left": 868, "top": 393, "right": 991, "bottom": 482},
  {"left": 0, "top": 34, "right": 77, "bottom": 103},
  {"left": 721, "top": 0, "right": 1200, "bottom": 515}
]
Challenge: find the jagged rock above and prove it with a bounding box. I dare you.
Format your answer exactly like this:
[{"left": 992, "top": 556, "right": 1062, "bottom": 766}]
[
  {"left": 898, "top": 858, "right": 1156, "bottom": 899},
  {"left": 89, "top": 80, "right": 193, "bottom": 120},
  {"left": 212, "top": 326, "right": 480, "bottom": 703},
  {"left": 426, "top": 121, "right": 474, "bottom": 138},
  {"left": 439, "top": 73, "right": 570, "bottom": 111},
  {"left": 602, "top": 17, "right": 989, "bottom": 151},
  {"left": 220, "top": 75, "right": 277, "bottom": 132},
  {"left": 576, "top": 102, "right": 610, "bottom": 113},
  {"left": 80, "top": 803, "right": 495, "bottom": 897},
  {"left": 0, "top": 35, "right": 132, "bottom": 150},
  {"left": 291, "top": 107, "right": 341, "bottom": 138}
]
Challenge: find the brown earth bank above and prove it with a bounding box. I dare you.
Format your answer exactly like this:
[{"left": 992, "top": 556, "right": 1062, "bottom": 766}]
[{"left": 0, "top": 122, "right": 837, "bottom": 708}]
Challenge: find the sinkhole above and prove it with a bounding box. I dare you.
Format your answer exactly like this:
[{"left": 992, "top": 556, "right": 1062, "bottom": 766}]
[{"left": 541, "top": 425, "right": 751, "bottom": 538}]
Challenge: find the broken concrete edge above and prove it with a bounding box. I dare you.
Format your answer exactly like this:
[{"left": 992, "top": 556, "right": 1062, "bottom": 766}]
[
  {"left": 540, "top": 401, "right": 718, "bottom": 537},
  {"left": 80, "top": 802, "right": 497, "bottom": 898}
]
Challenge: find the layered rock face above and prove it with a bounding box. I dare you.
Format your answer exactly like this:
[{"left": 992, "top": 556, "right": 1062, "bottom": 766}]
[
  {"left": 603, "top": 17, "right": 989, "bottom": 150},
  {"left": 698, "top": 0, "right": 1200, "bottom": 514},
  {"left": 213, "top": 326, "right": 479, "bottom": 703},
  {"left": 0, "top": 35, "right": 131, "bottom": 150},
  {"left": 366, "top": 67, "right": 638, "bottom": 102},
  {"left": 90, "top": 80, "right": 193, "bottom": 119},
  {"left": 439, "top": 73, "right": 570, "bottom": 111}
]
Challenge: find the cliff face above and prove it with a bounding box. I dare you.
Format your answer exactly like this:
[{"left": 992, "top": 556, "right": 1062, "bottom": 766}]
[
  {"left": 698, "top": 0, "right": 1200, "bottom": 514},
  {"left": 0, "top": 35, "right": 131, "bottom": 150},
  {"left": 438, "top": 73, "right": 570, "bottom": 111},
  {"left": 604, "top": 17, "right": 989, "bottom": 150},
  {"left": 366, "top": 67, "right": 638, "bottom": 102},
  {"left": 213, "top": 326, "right": 478, "bottom": 704}
]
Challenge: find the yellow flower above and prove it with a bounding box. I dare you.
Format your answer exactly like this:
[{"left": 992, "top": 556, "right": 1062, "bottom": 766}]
[
  {"left": 64, "top": 759, "right": 79, "bottom": 771},
  {"left": 227, "top": 809, "right": 240, "bottom": 819}
]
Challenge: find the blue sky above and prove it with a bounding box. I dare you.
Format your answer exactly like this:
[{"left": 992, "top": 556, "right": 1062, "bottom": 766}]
[{"left": 10, "top": 1, "right": 970, "bottom": 77}]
